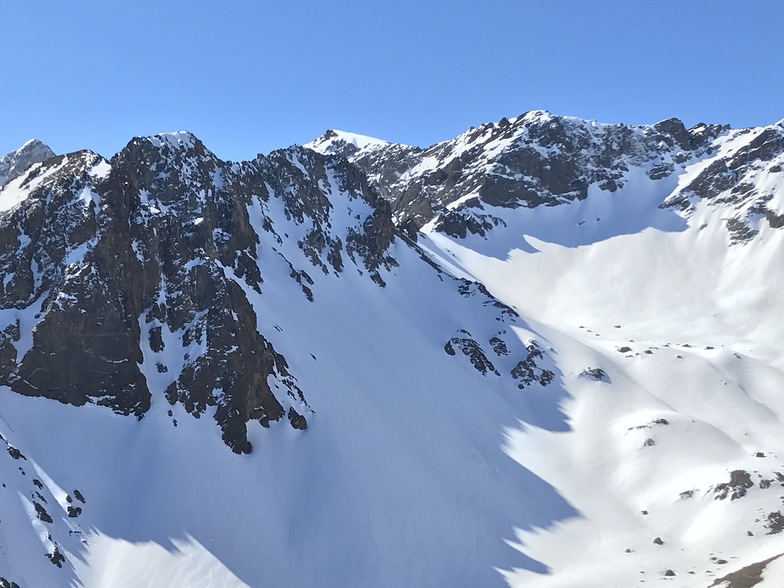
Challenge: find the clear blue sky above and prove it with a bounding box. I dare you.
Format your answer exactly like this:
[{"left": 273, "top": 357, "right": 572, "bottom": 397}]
[{"left": 1, "top": 1, "right": 781, "bottom": 161}]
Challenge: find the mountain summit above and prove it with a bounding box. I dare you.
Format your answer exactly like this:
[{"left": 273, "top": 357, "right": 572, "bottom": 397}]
[
  {"left": 1, "top": 113, "right": 784, "bottom": 587},
  {"left": 0, "top": 139, "right": 55, "bottom": 188}
]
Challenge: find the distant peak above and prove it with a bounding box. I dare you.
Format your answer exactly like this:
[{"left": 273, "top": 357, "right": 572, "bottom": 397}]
[
  {"left": 305, "top": 129, "right": 389, "bottom": 155},
  {"left": 0, "top": 139, "right": 56, "bottom": 187},
  {"left": 145, "top": 131, "right": 199, "bottom": 150},
  {"left": 10, "top": 139, "right": 55, "bottom": 160},
  {"left": 18, "top": 138, "right": 52, "bottom": 151},
  {"left": 519, "top": 109, "right": 555, "bottom": 124}
]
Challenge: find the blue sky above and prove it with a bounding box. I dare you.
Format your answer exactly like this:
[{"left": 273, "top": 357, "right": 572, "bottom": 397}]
[{"left": 1, "top": 1, "right": 781, "bottom": 161}]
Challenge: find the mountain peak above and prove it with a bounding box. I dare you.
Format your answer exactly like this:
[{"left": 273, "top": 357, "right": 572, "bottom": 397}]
[
  {"left": 118, "top": 131, "right": 205, "bottom": 159},
  {"left": 145, "top": 130, "right": 200, "bottom": 150},
  {"left": 18, "top": 138, "right": 52, "bottom": 152},
  {"left": 305, "top": 129, "right": 390, "bottom": 157},
  {"left": 518, "top": 109, "right": 555, "bottom": 123},
  {"left": 0, "top": 138, "right": 56, "bottom": 187}
]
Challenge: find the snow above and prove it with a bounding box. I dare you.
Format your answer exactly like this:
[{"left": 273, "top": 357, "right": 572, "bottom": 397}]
[
  {"left": 88, "top": 159, "right": 111, "bottom": 180},
  {"left": 0, "top": 162, "right": 44, "bottom": 212},
  {"left": 76, "top": 186, "right": 101, "bottom": 208},
  {"left": 73, "top": 534, "right": 250, "bottom": 588},
  {"left": 0, "top": 250, "right": 573, "bottom": 587},
  {"left": 761, "top": 556, "right": 784, "bottom": 586}
]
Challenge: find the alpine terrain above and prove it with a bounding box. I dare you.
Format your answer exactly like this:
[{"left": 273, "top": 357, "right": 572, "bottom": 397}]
[{"left": 0, "top": 110, "right": 783, "bottom": 587}]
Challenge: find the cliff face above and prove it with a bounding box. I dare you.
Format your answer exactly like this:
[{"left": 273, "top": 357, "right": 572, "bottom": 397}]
[{"left": 0, "top": 133, "right": 397, "bottom": 453}]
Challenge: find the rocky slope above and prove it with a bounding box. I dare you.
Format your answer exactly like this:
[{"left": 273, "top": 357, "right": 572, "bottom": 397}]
[{"left": 307, "top": 113, "right": 723, "bottom": 228}]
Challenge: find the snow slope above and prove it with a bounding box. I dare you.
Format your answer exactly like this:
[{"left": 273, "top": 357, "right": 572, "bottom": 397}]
[
  {"left": 0, "top": 232, "right": 573, "bottom": 587},
  {"left": 415, "top": 127, "right": 784, "bottom": 586}
]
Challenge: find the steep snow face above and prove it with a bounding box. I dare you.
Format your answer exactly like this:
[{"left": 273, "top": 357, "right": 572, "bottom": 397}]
[
  {"left": 0, "top": 139, "right": 55, "bottom": 187},
  {"left": 0, "top": 236, "right": 573, "bottom": 588}
]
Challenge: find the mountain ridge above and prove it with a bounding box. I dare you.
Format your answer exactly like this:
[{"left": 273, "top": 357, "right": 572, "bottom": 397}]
[{"left": 1, "top": 111, "right": 784, "bottom": 586}]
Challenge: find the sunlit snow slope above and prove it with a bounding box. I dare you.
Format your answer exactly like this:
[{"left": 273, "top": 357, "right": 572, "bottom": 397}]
[{"left": 412, "top": 120, "right": 784, "bottom": 587}]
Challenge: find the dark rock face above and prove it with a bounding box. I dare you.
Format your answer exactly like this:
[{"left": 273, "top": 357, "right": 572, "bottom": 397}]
[
  {"left": 0, "top": 133, "right": 397, "bottom": 452},
  {"left": 579, "top": 367, "right": 609, "bottom": 382},
  {"left": 766, "top": 512, "right": 784, "bottom": 535},
  {"left": 34, "top": 501, "right": 53, "bottom": 523},
  {"left": 489, "top": 336, "right": 509, "bottom": 356},
  {"left": 663, "top": 123, "right": 784, "bottom": 243},
  {"left": 444, "top": 331, "right": 499, "bottom": 376},
  {"left": 709, "top": 554, "right": 784, "bottom": 588},
  {"left": 46, "top": 547, "right": 65, "bottom": 568},
  {"left": 511, "top": 341, "right": 555, "bottom": 389},
  {"left": 288, "top": 407, "right": 308, "bottom": 430},
  {"left": 714, "top": 470, "right": 754, "bottom": 500}
]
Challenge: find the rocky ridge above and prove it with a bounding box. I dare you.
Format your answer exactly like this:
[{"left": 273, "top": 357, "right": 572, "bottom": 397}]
[
  {"left": 308, "top": 112, "right": 784, "bottom": 246},
  {"left": 307, "top": 112, "right": 727, "bottom": 230},
  {"left": 0, "top": 132, "right": 400, "bottom": 453},
  {"left": 0, "top": 130, "right": 553, "bottom": 456}
]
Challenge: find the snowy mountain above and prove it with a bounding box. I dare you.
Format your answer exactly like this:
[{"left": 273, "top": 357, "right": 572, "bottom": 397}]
[
  {"left": 0, "top": 140, "right": 55, "bottom": 188},
  {"left": 1, "top": 112, "right": 784, "bottom": 587}
]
